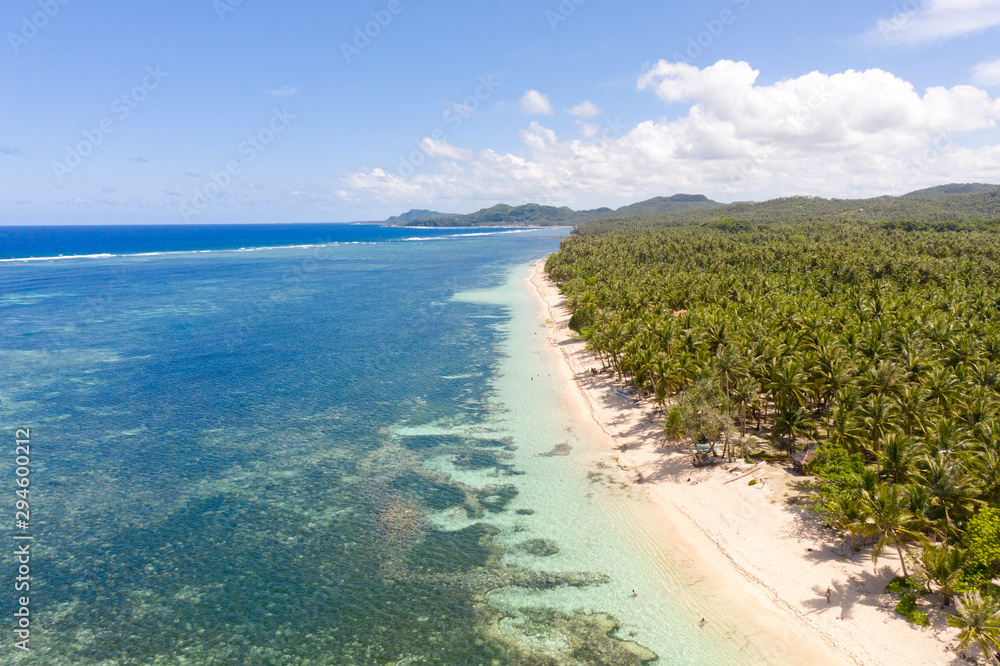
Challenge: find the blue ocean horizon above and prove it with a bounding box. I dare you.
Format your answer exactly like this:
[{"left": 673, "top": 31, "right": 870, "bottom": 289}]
[{"left": 0, "top": 223, "right": 543, "bottom": 261}]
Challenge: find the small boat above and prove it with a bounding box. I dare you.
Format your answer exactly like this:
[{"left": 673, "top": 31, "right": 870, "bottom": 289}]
[{"left": 612, "top": 388, "right": 632, "bottom": 399}]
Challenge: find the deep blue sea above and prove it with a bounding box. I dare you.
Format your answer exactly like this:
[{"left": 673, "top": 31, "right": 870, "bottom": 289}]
[{"left": 0, "top": 225, "right": 782, "bottom": 665}]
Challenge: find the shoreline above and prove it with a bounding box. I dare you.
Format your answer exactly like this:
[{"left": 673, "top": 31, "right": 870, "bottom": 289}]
[{"left": 527, "top": 259, "right": 961, "bottom": 666}]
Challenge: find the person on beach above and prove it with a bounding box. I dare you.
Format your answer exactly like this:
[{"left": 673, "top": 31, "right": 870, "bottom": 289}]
[
  {"left": 699, "top": 618, "right": 706, "bottom": 627},
  {"left": 632, "top": 590, "right": 637, "bottom": 597}
]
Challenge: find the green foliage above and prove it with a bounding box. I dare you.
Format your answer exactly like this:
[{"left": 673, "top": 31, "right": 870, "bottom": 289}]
[
  {"left": 568, "top": 305, "right": 597, "bottom": 334},
  {"left": 946, "top": 591, "right": 1000, "bottom": 663},
  {"left": 893, "top": 579, "right": 932, "bottom": 625},
  {"left": 807, "top": 442, "right": 865, "bottom": 482},
  {"left": 887, "top": 575, "right": 915, "bottom": 596},
  {"left": 905, "top": 183, "right": 998, "bottom": 197},
  {"left": 896, "top": 592, "right": 931, "bottom": 626},
  {"left": 917, "top": 543, "right": 968, "bottom": 606},
  {"left": 662, "top": 406, "right": 684, "bottom": 442},
  {"left": 708, "top": 216, "right": 754, "bottom": 233},
  {"left": 879, "top": 219, "right": 1000, "bottom": 233},
  {"left": 674, "top": 380, "right": 732, "bottom": 444},
  {"left": 965, "top": 508, "right": 1000, "bottom": 579},
  {"left": 548, "top": 200, "right": 1000, "bottom": 598}
]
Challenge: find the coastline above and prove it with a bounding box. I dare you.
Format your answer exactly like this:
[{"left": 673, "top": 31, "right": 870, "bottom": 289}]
[{"left": 527, "top": 259, "right": 961, "bottom": 666}]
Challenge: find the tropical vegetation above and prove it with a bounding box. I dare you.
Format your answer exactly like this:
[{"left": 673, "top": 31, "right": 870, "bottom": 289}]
[{"left": 545, "top": 195, "right": 1000, "bottom": 656}]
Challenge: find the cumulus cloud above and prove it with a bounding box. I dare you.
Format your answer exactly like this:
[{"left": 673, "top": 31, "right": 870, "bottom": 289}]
[
  {"left": 869, "top": 0, "right": 1000, "bottom": 44},
  {"left": 520, "top": 90, "right": 553, "bottom": 115},
  {"left": 419, "top": 138, "right": 474, "bottom": 161},
  {"left": 974, "top": 58, "right": 1000, "bottom": 86},
  {"left": 567, "top": 100, "right": 601, "bottom": 117},
  {"left": 342, "top": 60, "right": 1000, "bottom": 205}
]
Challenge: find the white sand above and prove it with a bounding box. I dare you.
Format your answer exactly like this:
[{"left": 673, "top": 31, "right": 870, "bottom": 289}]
[{"left": 529, "top": 260, "right": 963, "bottom": 666}]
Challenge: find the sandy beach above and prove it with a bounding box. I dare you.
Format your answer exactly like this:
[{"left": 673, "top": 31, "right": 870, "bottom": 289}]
[{"left": 528, "top": 259, "right": 963, "bottom": 666}]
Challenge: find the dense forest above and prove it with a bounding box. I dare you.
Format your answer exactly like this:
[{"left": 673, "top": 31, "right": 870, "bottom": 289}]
[{"left": 545, "top": 192, "right": 1000, "bottom": 651}]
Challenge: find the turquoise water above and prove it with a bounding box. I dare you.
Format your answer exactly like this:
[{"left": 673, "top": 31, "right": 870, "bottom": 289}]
[{"left": 0, "top": 228, "right": 783, "bottom": 664}]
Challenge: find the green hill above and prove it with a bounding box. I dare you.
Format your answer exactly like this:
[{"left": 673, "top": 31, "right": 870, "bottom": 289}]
[
  {"left": 904, "top": 183, "right": 998, "bottom": 197},
  {"left": 386, "top": 194, "right": 723, "bottom": 227},
  {"left": 385, "top": 209, "right": 454, "bottom": 224},
  {"left": 609, "top": 194, "right": 718, "bottom": 217},
  {"left": 574, "top": 187, "right": 1000, "bottom": 234}
]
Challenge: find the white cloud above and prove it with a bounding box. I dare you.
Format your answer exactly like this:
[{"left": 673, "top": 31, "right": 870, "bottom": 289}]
[
  {"left": 520, "top": 90, "right": 553, "bottom": 115},
  {"left": 974, "top": 58, "right": 1000, "bottom": 86},
  {"left": 342, "top": 60, "right": 1000, "bottom": 206},
  {"left": 419, "top": 138, "right": 474, "bottom": 161},
  {"left": 869, "top": 0, "right": 1000, "bottom": 45},
  {"left": 567, "top": 100, "right": 601, "bottom": 117},
  {"left": 577, "top": 121, "right": 600, "bottom": 138}
]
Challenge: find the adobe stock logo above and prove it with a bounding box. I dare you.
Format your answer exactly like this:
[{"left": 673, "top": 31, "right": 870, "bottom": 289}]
[
  {"left": 340, "top": 0, "right": 407, "bottom": 63},
  {"left": 546, "top": 0, "right": 587, "bottom": 31},
  {"left": 671, "top": 0, "right": 751, "bottom": 64},
  {"left": 179, "top": 108, "right": 294, "bottom": 222},
  {"left": 397, "top": 75, "right": 500, "bottom": 177},
  {"left": 7, "top": 0, "right": 72, "bottom": 53},
  {"left": 51, "top": 67, "right": 169, "bottom": 183}
]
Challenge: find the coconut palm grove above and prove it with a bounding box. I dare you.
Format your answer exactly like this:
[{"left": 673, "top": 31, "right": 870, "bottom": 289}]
[{"left": 545, "top": 186, "right": 1000, "bottom": 656}]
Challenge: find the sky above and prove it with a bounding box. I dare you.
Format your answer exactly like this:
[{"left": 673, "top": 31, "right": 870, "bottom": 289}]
[{"left": 2, "top": 0, "right": 1000, "bottom": 225}]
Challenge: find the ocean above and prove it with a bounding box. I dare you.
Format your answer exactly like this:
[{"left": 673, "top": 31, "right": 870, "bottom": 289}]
[{"left": 0, "top": 225, "right": 778, "bottom": 664}]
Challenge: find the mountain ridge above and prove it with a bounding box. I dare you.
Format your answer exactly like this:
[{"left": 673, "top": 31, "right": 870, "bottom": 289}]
[{"left": 385, "top": 194, "right": 721, "bottom": 227}]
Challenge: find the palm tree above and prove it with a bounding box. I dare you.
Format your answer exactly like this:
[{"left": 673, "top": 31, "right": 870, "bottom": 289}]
[
  {"left": 861, "top": 360, "right": 905, "bottom": 400},
  {"left": 767, "top": 359, "right": 808, "bottom": 409},
  {"left": 974, "top": 446, "right": 1000, "bottom": 506},
  {"left": 895, "top": 384, "right": 929, "bottom": 437},
  {"left": 916, "top": 453, "right": 982, "bottom": 536},
  {"left": 714, "top": 345, "right": 745, "bottom": 413},
  {"left": 731, "top": 377, "right": 760, "bottom": 437},
  {"left": 946, "top": 591, "right": 1000, "bottom": 665},
  {"left": 772, "top": 402, "right": 815, "bottom": 455},
  {"left": 828, "top": 404, "right": 866, "bottom": 454},
  {"left": 924, "top": 366, "right": 960, "bottom": 417},
  {"left": 859, "top": 393, "right": 896, "bottom": 454},
  {"left": 828, "top": 492, "right": 867, "bottom": 553},
  {"left": 917, "top": 542, "right": 967, "bottom": 607},
  {"left": 859, "top": 483, "right": 918, "bottom": 579},
  {"left": 879, "top": 432, "right": 915, "bottom": 484}
]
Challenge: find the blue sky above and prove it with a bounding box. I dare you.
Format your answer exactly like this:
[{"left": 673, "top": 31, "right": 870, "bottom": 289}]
[{"left": 2, "top": 0, "right": 1000, "bottom": 225}]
